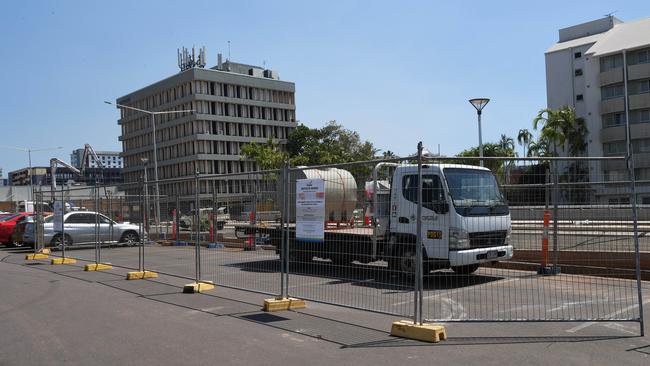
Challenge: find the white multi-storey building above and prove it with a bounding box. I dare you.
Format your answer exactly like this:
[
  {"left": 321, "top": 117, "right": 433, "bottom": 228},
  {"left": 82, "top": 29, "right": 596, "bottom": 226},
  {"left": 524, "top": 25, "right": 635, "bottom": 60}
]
[
  {"left": 545, "top": 16, "right": 650, "bottom": 203},
  {"left": 70, "top": 149, "right": 123, "bottom": 169}
]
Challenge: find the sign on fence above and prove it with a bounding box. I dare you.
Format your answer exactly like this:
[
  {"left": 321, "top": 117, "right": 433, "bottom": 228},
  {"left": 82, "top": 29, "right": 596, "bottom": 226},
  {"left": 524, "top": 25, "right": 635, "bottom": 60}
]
[
  {"left": 296, "top": 179, "right": 325, "bottom": 242},
  {"left": 53, "top": 200, "right": 63, "bottom": 232}
]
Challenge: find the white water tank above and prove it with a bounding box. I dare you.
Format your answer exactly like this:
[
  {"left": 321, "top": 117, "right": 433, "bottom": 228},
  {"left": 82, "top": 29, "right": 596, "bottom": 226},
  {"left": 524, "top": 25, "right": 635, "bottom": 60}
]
[{"left": 281, "top": 167, "right": 358, "bottom": 222}]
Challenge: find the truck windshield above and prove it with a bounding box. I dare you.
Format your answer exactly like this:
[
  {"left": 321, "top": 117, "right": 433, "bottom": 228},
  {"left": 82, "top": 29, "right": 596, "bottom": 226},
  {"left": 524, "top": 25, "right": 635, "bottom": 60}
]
[{"left": 444, "top": 168, "right": 508, "bottom": 215}]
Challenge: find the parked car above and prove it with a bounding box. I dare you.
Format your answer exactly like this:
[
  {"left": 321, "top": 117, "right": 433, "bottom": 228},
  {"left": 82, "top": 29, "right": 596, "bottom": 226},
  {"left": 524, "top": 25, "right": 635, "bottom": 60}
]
[
  {"left": 0, "top": 212, "right": 36, "bottom": 246},
  {"left": 11, "top": 215, "right": 35, "bottom": 247},
  {"left": 40, "top": 211, "right": 143, "bottom": 248}
]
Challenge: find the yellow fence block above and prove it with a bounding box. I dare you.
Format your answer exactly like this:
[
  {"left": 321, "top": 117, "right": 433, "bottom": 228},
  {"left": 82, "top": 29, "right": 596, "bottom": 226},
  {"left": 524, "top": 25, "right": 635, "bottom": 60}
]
[
  {"left": 126, "top": 271, "right": 158, "bottom": 280},
  {"left": 84, "top": 263, "right": 113, "bottom": 271},
  {"left": 263, "top": 298, "right": 307, "bottom": 312},
  {"left": 390, "top": 320, "right": 447, "bottom": 343},
  {"left": 51, "top": 258, "right": 77, "bottom": 265},
  {"left": 183, "top": 281, "right": 215, "bottom": 293},
  {"left": 25, "top": 253, "right": 49, "bottom": 260}
]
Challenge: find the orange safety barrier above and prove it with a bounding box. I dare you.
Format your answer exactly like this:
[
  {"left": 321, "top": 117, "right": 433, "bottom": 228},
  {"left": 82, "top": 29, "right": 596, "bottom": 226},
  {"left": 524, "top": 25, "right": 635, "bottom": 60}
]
[{"left": 541, "top": 210, "right": 550, "bottom": 267}]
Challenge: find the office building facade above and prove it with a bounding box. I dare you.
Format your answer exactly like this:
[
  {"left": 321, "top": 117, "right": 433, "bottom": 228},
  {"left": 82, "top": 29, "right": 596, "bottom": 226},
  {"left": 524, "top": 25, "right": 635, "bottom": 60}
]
[{"left": 116, "top": 59, "right": 296, "bottom": 202}]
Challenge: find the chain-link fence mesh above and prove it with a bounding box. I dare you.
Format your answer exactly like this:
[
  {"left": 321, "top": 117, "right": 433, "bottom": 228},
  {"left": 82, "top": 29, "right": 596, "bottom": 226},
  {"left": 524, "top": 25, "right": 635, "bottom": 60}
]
[{"left": 30, "top": 153, "right": 645, "bottom": 334}]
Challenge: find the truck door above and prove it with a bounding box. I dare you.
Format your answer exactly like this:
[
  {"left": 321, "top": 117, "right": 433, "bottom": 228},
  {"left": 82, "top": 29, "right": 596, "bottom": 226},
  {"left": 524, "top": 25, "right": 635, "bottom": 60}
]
[{"left": 398, "top": 174, "right": 449, "bottom": 260}]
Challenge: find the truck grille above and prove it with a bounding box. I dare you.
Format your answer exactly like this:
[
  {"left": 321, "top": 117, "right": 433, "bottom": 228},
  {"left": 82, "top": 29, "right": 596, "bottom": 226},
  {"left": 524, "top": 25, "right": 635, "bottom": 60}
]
[{"left": 468, "top": 230, "right": 507, "bottom": 249}]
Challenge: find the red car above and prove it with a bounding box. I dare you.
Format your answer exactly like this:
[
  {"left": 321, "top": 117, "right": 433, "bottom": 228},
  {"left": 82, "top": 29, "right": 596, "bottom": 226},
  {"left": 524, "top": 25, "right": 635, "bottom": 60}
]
[{"left": 0, "top": 213, "right": 35, "bottom": 246}]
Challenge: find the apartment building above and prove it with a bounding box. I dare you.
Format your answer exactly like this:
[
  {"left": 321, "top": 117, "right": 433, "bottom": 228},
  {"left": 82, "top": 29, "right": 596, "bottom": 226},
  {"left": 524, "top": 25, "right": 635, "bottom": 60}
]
[
  {"left": 545, "top": 16, "right": 650, "bottom": 203},
  {"left": 116, "top": 58, "right": 296, "bottom": 202},
  {"left": 70, "top": 149, "right": 123, "bottom": 169}
]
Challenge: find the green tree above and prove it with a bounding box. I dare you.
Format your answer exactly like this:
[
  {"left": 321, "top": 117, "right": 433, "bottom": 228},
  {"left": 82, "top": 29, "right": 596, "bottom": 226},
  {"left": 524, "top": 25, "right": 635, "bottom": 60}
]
[
  {"left": 382, "top": 150, "right": 397, "bottom": 158},
  {"left": 240, "top": 138, "right": 287, "bottom": 170},
  {"left": 527, "top": 137, "right": 551, "bottom": 157},
  {"left": 499, "top": 134, "right": 515, "bottom": 153},
  {"left": 241, "top": 121, "right": 379, "bottom": 180},
  {"left": 456, "top": 142, "right": 515, "bottom": 180},
  {"left": 533, "top": 106, "right": 589, "bottom": 202},
  {"left": 532, "top": 106, "right": 587, "bottom": 157},
  {"left": 517, "top": 129, "right": 534, "bottom": 158}
]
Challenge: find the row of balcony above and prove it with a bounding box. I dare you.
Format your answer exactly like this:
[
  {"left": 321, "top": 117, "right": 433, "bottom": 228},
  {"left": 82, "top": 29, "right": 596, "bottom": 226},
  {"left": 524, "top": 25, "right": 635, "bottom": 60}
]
[
  {"left": 601, "top": 93, "right": 650, "bottom": 114},
  {"left": 600, "top": 63, "right": 650, "bottom": 86}
]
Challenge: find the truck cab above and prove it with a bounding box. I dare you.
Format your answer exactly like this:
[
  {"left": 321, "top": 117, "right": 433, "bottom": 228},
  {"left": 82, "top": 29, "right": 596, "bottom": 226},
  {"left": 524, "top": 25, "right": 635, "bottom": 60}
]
[{"left": 378, "top": 163, "right": 513, "bottom": 274}]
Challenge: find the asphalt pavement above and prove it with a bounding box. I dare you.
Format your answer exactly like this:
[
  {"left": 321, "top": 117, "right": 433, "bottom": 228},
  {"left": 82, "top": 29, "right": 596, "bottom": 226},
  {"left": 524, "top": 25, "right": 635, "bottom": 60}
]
[{"left": 1, "top": 246, "right": 649, "bottom": 365}]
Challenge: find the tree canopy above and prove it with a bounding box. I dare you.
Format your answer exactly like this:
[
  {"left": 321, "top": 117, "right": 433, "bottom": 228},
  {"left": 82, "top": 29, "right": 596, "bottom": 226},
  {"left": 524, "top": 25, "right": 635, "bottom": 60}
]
[
  {"left": 240, "top": 121, "right": 378, "bottom": 171},
  {"left": 533, "top": 105, "right": 587, "bottom": 157},
  {"left": 456, "top": 141, "right": 516, "bottom": 176}
]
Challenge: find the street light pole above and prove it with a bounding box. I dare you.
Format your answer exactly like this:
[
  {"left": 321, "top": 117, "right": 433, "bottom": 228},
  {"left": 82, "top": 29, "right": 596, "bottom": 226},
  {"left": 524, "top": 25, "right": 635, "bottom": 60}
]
[
  {"left": 150, "top": 113, "right": 160, "bottom": 231},
  {"left": 469, "top": 98, "right": 490, "bottom": 167},
  {"left": 104, "top": 101, "right": 194, "bottom": 229},
  {"left": 28, "top": 150, "right": 33, "bottom": 200},
  {"left": 1, "top": 145, "right": 62, "bottom": 200},
  {"left": 142, "top": 157, "right": 149, "bottom": 232}
]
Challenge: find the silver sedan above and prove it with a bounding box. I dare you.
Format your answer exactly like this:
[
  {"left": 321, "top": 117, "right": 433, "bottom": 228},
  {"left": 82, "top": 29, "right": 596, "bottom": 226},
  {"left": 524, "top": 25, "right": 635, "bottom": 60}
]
[{"left": 37, "top": 211, "right": 143, "bottom": 248}]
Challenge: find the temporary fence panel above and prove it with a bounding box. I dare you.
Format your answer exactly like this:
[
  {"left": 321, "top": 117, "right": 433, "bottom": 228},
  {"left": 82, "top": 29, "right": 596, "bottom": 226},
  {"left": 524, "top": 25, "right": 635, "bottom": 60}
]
[
  {"left": 31, "top": 150, "right": 644, "bottom": 334},
  {"left": 199, "top": 171, "right": 283, "bottom": 296}
]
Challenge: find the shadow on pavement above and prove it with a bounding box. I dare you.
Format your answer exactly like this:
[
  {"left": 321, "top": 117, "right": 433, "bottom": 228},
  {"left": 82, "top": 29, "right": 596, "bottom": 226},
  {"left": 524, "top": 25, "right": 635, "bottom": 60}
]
[
  {"left": 344, "top": 335, "right": 636, "bottom": 348},
  {"left": 224, "top": 257, "right": 505, "bottom": 291}
]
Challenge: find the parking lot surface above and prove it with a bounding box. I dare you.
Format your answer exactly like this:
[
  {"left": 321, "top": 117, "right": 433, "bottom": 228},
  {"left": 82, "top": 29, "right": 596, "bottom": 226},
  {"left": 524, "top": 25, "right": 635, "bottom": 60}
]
[{"left": 1, "top": 246, "right": 649, "bottom": 365}]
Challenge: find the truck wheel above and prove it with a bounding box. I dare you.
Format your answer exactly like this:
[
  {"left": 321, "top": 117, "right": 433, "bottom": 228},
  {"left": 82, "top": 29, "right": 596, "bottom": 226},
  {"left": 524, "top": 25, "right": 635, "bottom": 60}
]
[
  {"left": 329, "top": 255, "right": 349, "bottom": 266},
  {"left": 389, "top": 248, "right": 416, "bottom": 274},
  {"left": 451, "top": 264, "right": 480, "bottom": 275}
]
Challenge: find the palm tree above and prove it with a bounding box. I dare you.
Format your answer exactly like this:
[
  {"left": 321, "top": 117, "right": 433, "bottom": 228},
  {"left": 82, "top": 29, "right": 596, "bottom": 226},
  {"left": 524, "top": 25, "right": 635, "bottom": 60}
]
[
  {"left": 532, "top": 106, "right": 587, "bottom": 157},
  {"left": 533, "top": 106, "right": 588, "bottom": 202},
  {"left": 517, "top": 129, "right": 533, "bottom": 159},
  {"left": 527, "top": 137, "right": 550, "bottom": 157},
  {"left": 499, "top": 134, "right": 515, "bottom": 154}
]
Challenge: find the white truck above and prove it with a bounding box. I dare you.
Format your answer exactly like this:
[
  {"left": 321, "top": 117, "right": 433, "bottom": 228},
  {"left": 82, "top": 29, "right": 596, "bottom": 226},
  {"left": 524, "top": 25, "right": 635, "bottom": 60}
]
[{"left": 241, "top": 163, "right": 513, "bottom": 275}]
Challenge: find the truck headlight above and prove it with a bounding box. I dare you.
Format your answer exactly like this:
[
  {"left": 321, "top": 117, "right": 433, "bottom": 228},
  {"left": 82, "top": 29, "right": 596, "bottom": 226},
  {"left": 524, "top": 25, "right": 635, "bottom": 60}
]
[
  {"left": 449, "top": 227, "right": 469, "bottom": 250},
  {"left": 504, "top": 230, "right": 512, "bottom": 246}
]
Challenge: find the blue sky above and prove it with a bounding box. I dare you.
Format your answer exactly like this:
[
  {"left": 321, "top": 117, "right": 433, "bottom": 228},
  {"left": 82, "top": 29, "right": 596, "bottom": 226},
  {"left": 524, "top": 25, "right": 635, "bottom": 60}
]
[{"left": 1, "top": 0, "right": 648, "bottom": 175}]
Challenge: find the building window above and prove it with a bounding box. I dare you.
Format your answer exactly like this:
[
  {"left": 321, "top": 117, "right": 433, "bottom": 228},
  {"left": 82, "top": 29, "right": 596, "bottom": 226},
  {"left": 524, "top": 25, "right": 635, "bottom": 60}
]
[
  {"left": 603, "top": 141, "right": 626, "bottom": 156},
  {"left": 602, "top": 112, "right": 626, "bottom": 128},
  {"left": 631, "top": 48, "right": 650, "bottom": 65},
  {"left": 632, "top": 138, "right": 650, "bottom": 154},
  {"left": 574, "top": 68, "right": 583, "bottom": 76},
  {"left": 576, "top": 94, "right": 584, "bottom": 101},
  {"left": 632, "top": 79, "right": 650, "bottom": 94},
  {"left": 600, "top": 54, "right": 623, "bottom": 72},
  {"left": 630, "top": 109, "right": 650, "bottom": 124},
  {"left": 608, "top": 197, "right": 630, "bottom": 204},
  {"left": 574, "top": 51, "right": 582, "bottom": 59},
  {"left": 601, "top": 84, "right": 624, "bottom": 100},
  {"left": 637, "top": 168, "right": 650, "bottom": 180}
]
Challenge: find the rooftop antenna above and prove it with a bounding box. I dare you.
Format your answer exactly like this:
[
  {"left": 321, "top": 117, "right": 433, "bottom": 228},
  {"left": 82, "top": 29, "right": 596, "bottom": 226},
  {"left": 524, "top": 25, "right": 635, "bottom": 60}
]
[
  {"left": 227, "top": 40, "right": 231, "bottom": 61},
  {"left": 603, "top": 10, "right": 618, "bottom": 17},
  {"left": 177, "top": 46, "right": 206, "bottom": 71}
]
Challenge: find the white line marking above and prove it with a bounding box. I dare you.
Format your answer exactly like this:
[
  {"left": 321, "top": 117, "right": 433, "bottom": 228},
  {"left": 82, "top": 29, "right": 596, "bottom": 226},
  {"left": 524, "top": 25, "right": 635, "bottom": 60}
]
[
  {"left": 566, "top": 298, "right": 650, "bottom": 333},
  {"left": 391, "top": 277, "right": 520, "bottom": 306}
]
